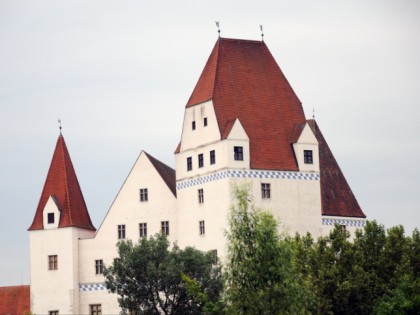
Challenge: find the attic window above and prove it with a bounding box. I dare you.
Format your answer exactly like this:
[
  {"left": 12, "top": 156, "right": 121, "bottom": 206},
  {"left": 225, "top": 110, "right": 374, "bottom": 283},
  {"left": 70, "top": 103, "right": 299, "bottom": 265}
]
[
  {"left": 204, "top": 117, "right": 208, "bottom": 126},
  {"left": 304, "top": 150, "right": 313, "bottom": 164},
  {"left": 192, "top": 121, "right": 196, "bottom": 130},
  {"left": 47, "top": 213, "right": 55, "bottom": 224},
  {"left": 234, "top": 146, "right": 243, "bottom": 161}
]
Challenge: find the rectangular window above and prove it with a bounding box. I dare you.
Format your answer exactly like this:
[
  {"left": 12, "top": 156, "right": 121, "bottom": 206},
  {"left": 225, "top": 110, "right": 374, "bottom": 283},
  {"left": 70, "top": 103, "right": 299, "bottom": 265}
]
[
  {"left": 90, "top": 304, "right": 102, "bottom": 315},
  {"left": 198, "top": 189, "right": 204, "bottom": 204},
  {"left": 204, "top": 117, "right": 208, "bottom": 126},
  {"left": 187, "top": 157, "right": 192, "bottom": 171},
  {"left": 304, "top": 150, "right": 313, "bottom": 164},
  {"left": 210, "top": 249, "right": 218, "bottom": 265},
  {"left": 161, "top": 221, "right": 169, "bottom": 235},
  {"left": 198, "top": 153, "right": 204, "bottom": 168},
  {"left": 95, "top": 259, "right": 103, "bottom": 275},
  {"left": 49, "top": 311, "right": 59, "bottom": 315},
  {"left": 210, "top": 150, "right": 216, "bottom": 165},
  {"left": 47, "top": 213, "right": 55, "bottom": 224},
  {"left": 139, "top": 223, "right": 147, "bottom": 238},
  {"left": 192, "top": 121, "right": 196, "bottom": 130},
  {"left": 140, "top": 188, "right": 148, "bottom": 202},
  {"left": 199, "top": 220, "right": 205, "bottom": 235},
  {"left": 234, "top": 146, "right": 243, "bottom": 161},
  {"left": 261, "top": 183, "right": 271, "bottom": 199},
  {"left": 48, "top": 255, "right": 58, "bottom": 270},
  {"left": 118, "top": 224, "right": 126, "bottom": 240}
]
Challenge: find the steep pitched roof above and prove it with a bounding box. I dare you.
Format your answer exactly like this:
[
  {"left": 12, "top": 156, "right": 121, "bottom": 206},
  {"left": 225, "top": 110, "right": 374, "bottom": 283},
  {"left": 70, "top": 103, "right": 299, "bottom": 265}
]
[
  {"left": 28, "top": 134, "right": 96, "bottom": 231},
  {"left": 308, "top": 120, "right": 366, "bottom": 218},
  {"left": 186, "top": 38, "right": 306, "bottom": 170},
  {"left": 0, "top": 285, "right": 30, "bottom": 315},
  {"left": 144, "top": 152, "right": 176, "bottom": 197}
]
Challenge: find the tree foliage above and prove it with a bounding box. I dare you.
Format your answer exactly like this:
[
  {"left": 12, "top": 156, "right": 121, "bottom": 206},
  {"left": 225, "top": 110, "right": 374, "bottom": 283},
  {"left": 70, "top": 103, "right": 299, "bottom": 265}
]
[
  {"left": 103, "top": 233, "right": 222, "bottom": 315},
  {"left": 224, "top": 185, "right": 314, "bottom": 314}
]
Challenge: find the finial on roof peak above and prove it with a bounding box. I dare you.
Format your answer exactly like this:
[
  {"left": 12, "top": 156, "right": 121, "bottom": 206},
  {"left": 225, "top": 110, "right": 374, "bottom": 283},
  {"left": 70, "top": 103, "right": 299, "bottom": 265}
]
[
  {"left": 260, "top": 25, "right": 264, "bottom": 42},
  {"left": 58, "top": 119, "right": 62, "bottom": 134},
  {"left": 215, "top": 21, "right": 221, "bottom": 38}
]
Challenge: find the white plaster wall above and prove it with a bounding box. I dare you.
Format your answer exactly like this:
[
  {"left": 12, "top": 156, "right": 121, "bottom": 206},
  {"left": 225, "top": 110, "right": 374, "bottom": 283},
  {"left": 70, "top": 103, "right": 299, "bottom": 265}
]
[
  {"left": 29, "top": 227, "right": 94, "bottom": 315},
  {"left": 77, "top": 151, "right": 177, "bottom": 314}
]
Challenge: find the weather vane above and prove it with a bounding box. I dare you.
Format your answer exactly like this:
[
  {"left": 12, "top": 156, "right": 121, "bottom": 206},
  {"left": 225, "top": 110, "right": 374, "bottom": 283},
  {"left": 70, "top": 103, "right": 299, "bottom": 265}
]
[
  {"left": 58, "top": 119, "right": 62, "bottom": 133},
  {"left": 260, "top": 25, "right": 264, "bottom": 42},
  {"left": 215, "top": 21, "right": 221, "bottom": 38}
]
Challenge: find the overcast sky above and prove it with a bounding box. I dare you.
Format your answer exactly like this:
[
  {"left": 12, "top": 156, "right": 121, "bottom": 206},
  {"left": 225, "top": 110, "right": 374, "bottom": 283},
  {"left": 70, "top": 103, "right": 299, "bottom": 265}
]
[{"left": 1, "top": 0, "right": 419, "bottom": 286}]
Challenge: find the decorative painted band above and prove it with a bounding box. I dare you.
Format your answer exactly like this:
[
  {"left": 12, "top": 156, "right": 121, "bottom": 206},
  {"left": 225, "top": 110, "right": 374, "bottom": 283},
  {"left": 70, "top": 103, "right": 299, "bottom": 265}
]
[
  {"left": 177, "top": 169, "right": 320, "bottom": 190},
  {"left": 79, "top": 283, "right": 107, "bottom": 291},
  {"left": 322, "top": 218, "right": 366, "bottom": 227}
]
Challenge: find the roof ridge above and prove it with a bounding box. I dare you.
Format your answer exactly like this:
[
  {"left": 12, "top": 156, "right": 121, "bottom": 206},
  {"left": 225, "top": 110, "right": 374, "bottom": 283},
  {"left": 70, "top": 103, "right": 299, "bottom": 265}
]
[
  {"left": 61, "top": 135, "right": 73, "bottom": 226},
  {"left": 144, "top": 151, "right": 176, "bottom": 197}
]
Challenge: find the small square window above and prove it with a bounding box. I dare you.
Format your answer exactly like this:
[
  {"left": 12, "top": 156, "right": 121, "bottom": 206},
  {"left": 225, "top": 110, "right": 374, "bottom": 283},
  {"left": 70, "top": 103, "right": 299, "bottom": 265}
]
[
  {"left": 161, "top": 221, "right": 169, "bottom": 235},
  {"left": 48, "top": 255, "right": 58, "bottom": 270},
  {"left": 192, "top": 121, "right": 196, "bottom": 130},
  {"left": 140, "top": 188, "right": 148, "bottom": 202},
  {"left": 204, "top": 117, "right": 208, "bottom": 126},
  {"left": 198, "top": 189, "right": 204, "bottom": 204},
  {"left": 49, "top": 311, "right": 59, "bottom": 315},
  {"left": 47, "top": 213, "right": 55, "bottom": 224},
  {"left": 187, "top": 157, "right": 192, "bottom": 171},
  {"left": 90, "top": 304, "right": 102, "bottom": 315},
  {"left": 210, "top": 150, "right": 216, "bottom": 165},
  {"left": 95, "top": 259, "right": 103, "bottom": 275},
  {"left": 234, "top": 146, "right": 243, "bottom": 161},
  {"left": 304, "top": 150, "right": 313, "bottom": 164},
  {"left": 139, "top": 223, "right": 147, "bottom": 238},
  {"left": 198, "top": 154, "right": 204, "bottom": 168},
  {"left": 261, "top": 183, "right": 271, "bottom": 199},
  {"left": 199, "top": 220, "right": 205, "bottom": 235},
  {"left": 118, "top": 224, "right": 126, "bottom": 240}
]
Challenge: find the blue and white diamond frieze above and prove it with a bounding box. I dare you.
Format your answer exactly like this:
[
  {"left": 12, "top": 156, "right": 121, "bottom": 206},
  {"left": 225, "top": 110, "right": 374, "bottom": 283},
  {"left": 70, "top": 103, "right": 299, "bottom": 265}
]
[
  {"left": 322, "top": 218, "right": 366, "bottom": 227},
  {"left": 176, "top": 169, "right": 320, "bottom": 190},
  {"left": 79, "top": 283, "right": 107, "bottom": 291}
]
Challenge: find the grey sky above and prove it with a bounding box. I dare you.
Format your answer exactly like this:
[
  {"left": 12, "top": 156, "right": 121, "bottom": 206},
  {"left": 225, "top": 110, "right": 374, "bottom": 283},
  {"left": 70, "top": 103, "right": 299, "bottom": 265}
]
[{"left": 1, "top": 0, "right": 419, "bottom": 286}]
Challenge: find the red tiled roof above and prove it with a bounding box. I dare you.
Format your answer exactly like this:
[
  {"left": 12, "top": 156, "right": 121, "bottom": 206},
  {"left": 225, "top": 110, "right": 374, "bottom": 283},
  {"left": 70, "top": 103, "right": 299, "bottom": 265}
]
[
  {"left": 186, "top": 38, "right": 306, "bottom": 170},
  {"left": 144, "top": 152, "right": 176, "bottom": 197},
  {"left": 308, "top": 120, "right": 366, "bottom": 218},
  {"left": 0, "top": 285, "right": 30, "bottom": 315},
  {"left": 28, "top": 134, "right": 96, "bottom": 231}
]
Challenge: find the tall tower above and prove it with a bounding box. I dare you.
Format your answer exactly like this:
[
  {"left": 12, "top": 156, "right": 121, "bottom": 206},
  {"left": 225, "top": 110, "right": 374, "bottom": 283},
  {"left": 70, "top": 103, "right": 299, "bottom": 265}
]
[{"left": 28, "top": 133, "right": 96, "bottom": 315}]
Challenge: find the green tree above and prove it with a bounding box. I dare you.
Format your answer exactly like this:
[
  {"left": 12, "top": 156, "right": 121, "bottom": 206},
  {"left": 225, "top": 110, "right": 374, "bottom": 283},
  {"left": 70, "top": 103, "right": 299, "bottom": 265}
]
[
  {"left": 224, "top": 185, "right": 314, "bottom": 314},
  {"left": 103, "top": 233, "right": 222, "bottom": 315}
]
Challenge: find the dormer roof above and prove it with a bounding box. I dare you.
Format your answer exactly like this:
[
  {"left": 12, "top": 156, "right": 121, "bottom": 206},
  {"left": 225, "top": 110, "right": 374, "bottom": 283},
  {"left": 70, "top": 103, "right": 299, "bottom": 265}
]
[
  {"left": 28, "top": 134, "right": 96, "bottom": 231},
  {"left": 308, "top": 120, "right": 366, "bottom": 218},
  {"left": 186, "top": 37, "right": 306, "bottom": 170}
]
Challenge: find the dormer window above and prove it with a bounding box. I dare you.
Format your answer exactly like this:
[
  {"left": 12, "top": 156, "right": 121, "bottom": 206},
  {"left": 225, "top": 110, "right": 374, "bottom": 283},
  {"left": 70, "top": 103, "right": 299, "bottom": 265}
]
[
  {"left": 192, "top": 121, "right": 196, "bottom": 130},
  {"left": 304, "top": 150, "right": 313, "bottom": 164},
  {"left": 234, "top": 146, "right": 243, "bottom": 161},
  {"left": 47, "top": 213, "right": 55, "bottom": 224},
  {"left": 204, "top": 117, "right": 208, "bottom": 126}
]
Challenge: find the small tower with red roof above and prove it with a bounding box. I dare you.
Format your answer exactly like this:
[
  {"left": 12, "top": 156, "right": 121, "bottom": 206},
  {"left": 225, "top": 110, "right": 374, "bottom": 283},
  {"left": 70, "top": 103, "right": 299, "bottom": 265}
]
[{"left": 28, "top": 133, "right": 96, "bottom": 315}]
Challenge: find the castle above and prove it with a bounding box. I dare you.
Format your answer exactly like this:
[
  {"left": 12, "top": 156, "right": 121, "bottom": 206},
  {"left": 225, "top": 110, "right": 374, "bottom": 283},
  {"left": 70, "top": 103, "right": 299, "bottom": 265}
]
[{"left": 28, "top": 37, "right": 366, "bottom": 314}]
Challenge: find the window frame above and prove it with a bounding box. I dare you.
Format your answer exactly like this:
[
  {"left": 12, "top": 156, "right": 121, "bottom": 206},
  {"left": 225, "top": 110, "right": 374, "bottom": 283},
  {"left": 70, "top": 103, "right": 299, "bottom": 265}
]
[
  {"left": 161, "top": 221, "right": 169, "bottom": 235},
  {"left": 261, "top": 183, "right": 271, "bottom": 199},
  {"left": 204, "top": 117, "right": 208, "bottom": 126},
  {"left": 95, "top": 259, "right": 104, "bottom": 275},
  {"left": 198, "top": 153, "right": 204, "bottom": 168},
  {"left": 234, "top": 146, "right": 244, "bottom": 161},
  {"left": 187, "top": 157, "right": 192, "bottom": 171},
  {"left": 47, "top": 212, "right": 55, "bottom": 224},
  {"left": 210, "top": 150, "right": 216, "bottom": 165},
  {"left": 199, "top": 220, "right": 205, "bottom": 235},
  {"left": 49, "top": 311, "right": 59, "bottom": 315},
  {"left": 304, "top": 150, "right": 313, "bottom": 164},
  {"left": 192, "top": 121, "right": 196, "bottom": 130},
  {"left": 139, "top": 222, "right": 147, "bottom": 238},
  {"left": 117, "top": 224, "right": 126, "bottom": 240},
  {"left": 90, "top": 304, "right": 102, "bottom": 315},
  {"left": 139, "top": 188, "right": 148, "bottom": 202},
  {"left": 48, "top": 255, "right": 58, "bottom": 270},
  {"left": 198, "top": 188, "right": 204, "bottom": 204}
]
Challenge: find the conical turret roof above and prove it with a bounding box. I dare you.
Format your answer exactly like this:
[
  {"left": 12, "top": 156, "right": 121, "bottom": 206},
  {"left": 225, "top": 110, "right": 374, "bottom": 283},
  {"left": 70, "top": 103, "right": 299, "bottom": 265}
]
[{"left": 28, "top": 134, "right": 96, "bottom": 231}]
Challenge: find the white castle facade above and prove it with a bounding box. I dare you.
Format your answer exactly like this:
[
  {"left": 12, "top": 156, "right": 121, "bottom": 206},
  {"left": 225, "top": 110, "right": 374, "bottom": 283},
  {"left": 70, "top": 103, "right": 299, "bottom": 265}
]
[{"left": 28, "top": 37, "right": 366, "bottom": 314}]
